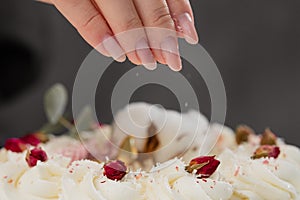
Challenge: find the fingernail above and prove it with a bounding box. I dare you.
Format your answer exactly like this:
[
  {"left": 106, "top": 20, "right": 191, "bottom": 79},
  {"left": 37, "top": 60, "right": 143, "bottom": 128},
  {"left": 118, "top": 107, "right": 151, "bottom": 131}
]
[
  {"left": 161, "top": 36, "right": 182, "bottom": 71},
  {"left": 177, "top": 13, "right": 199, "bottom": 44},
  {"left": 136, "top": 38, "right": 157, "bottom": 70},
  {"left": 96, "top": 44, "right": 110, "bottom": 57},
  {"left": 102, "top": 35, "right": 126, "bottom": 62}
]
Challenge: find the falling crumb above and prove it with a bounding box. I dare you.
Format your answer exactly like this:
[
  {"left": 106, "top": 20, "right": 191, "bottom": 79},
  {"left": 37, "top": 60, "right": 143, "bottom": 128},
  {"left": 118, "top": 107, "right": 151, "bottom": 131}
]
[
  {"left": 75, "top": 163, "right": 79, "bottom": 166},
  {"left": 7, "top": 179, "right": 13, "bottom": 184},
  {"left": 69, "top": 170, "right": 73, "bottom": 173},
  {"left": 175, "top": 166, "right": 179, "bottom": 171},
  {"left": 210, "top": 186, "right": 214, "bottom": 189},
  {"left": 202, "top": 179, "right": 207, "bottom": 182},
  {"left": 3, "top": 176, "right": 7, "bottom": 179},
  {"left": 234, "top": 166, "right": 240, "bottom": 177},
  {"left": 100, "top": 180, "right": 106, "bottom": 183}
]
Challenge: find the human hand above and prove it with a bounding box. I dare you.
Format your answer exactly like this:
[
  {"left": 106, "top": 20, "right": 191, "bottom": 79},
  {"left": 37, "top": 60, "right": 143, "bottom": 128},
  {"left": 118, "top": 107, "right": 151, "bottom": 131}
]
[{"left": 39, "top": 0, "right": 198, "bottom": 71}]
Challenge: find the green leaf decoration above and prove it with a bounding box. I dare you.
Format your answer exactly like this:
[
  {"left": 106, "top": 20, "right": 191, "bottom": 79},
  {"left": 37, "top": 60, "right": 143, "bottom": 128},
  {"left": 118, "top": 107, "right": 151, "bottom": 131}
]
[
  {"left": 73, "top": 105, "right": 96, "bottom": 134},
  {"left": 44, "top": 83, "right": 68, "bottom": 124}
]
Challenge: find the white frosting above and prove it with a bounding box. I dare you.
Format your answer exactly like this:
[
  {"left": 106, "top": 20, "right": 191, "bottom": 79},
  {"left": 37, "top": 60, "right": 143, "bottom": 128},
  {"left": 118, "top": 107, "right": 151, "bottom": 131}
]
[
  {"left": 1, "top": 138, "right": 300, "bottom": 200},
  {"left": 218, "top": 146, "right": 300, "bottom": 200},
  {"left": 0, "top": 150, "right": 69, "bottom": 200},
  {"left": 61, "top": 160, "right": 142, "bottom": 200},
  {"left": 143, "top": 158, "right": 233, "bottom": 200}
]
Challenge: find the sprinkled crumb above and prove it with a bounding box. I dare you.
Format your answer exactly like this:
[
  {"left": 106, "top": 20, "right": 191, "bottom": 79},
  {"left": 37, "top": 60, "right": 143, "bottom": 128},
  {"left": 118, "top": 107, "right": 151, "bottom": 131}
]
[
  {"left": 234, "top": 166, "right": 240, "bottom": 177},
  {"left": 263, "top": 160, "right": 269, "bottom": 165}
]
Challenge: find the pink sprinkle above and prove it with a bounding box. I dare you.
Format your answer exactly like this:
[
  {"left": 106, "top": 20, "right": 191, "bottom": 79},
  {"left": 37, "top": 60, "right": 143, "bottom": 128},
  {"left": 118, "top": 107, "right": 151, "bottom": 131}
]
[
  {"left": 263, "top": 160, "right": 269, "bottom": 165},
  {"left": 234, "top": 166, "right": 240, "bottom": 177}
]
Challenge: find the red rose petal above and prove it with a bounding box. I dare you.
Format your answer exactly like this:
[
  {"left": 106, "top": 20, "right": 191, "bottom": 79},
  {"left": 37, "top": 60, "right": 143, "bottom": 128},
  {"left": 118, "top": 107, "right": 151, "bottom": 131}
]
[
  {"left": 103, "top": 160, "right": 127, "bottom": 181},
  {"left": 187, "top": 156, "right": 220, "bottom": 178},
  {"left": 21, "top": 134, "right": 41, "bottom": 146},
  {"left": 26, "top": 147, "right": 48, "bottom": 167},
  {"left": 4, "top": 138, "right": 27, "bottom": 153}
]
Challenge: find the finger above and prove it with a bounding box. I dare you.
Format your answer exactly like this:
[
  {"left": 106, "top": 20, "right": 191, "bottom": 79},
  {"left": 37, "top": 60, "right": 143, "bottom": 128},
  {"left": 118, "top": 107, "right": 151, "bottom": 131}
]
[
  {"left": 166, "top": 0, "right": 199, "bottom": 44},
  {"left": 95, "top": 0, "right": 157, "bottom": 70},
  {"left": 35, "top": 0, "right": 52, "bottom": 4},
  {"left": 133, "top": 0, "right": 182, "bottom": 71},
  {"left": 51, "top": 0, "right": 126, "bottom": 62}
]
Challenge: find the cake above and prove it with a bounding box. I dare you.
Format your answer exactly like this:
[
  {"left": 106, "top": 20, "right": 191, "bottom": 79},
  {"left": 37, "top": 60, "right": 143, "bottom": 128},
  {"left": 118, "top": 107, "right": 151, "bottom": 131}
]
[{"left": 0, "top": 87, "right": 299, "bottom": 199}]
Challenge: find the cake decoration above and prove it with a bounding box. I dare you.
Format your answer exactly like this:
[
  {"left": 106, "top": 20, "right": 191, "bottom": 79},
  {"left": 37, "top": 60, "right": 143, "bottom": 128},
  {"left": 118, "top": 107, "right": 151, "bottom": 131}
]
[
  {"left": 260, "top": 128, "right": 277, "bottom": 145},
  {"left": 103, "top": 160, "right": 127, "bottom": 181},
  {"left": 185, "top": 155, "right": 220, "bottom": 178},
  {"left": 235, "top": 125, "right": 255, "bottom": 145},
  {"left": 4, "top": 138, "right": 27, "bottom": 153},
  {"left": 251, "top": 145, "right": 281, "bottom": 159},
  {"left": 0, "top": 84, "right": 299, "bottom": 200},
  {"left": 25, "top": 147, "right": 48, "bottom": 167}
]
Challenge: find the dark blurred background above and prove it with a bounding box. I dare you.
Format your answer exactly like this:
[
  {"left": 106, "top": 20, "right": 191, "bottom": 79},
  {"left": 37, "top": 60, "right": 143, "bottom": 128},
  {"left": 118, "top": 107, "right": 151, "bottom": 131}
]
[{"left": 0, "top": 0, "right": 299, "bottom": 146}]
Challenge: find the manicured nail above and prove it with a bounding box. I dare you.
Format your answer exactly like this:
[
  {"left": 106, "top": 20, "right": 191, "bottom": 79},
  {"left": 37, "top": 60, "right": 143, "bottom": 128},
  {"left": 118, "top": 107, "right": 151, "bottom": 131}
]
[
  {"left": 177, "top": 13, "right": 199, "bottom": 44},
  {"left": 136, "top": 38, "right": 157, "bottom": 70},
  {"left": 102, "top": 35, "right": 126, "bottom": 62},
  {"left": 161, "top": 36, "right": 182, "bottom": 71},
  {"left": 96, "top": 44, "right": 110, "bottom": 57}
]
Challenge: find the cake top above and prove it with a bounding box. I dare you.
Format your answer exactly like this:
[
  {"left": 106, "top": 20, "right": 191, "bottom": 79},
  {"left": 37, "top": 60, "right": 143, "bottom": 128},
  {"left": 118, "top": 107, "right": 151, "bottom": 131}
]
[
  {"left": 0, "top": 85, "right": 299, "bottom": 199},
  {"left": 1, "top": 110, "right": 300, "bottom": 199}
]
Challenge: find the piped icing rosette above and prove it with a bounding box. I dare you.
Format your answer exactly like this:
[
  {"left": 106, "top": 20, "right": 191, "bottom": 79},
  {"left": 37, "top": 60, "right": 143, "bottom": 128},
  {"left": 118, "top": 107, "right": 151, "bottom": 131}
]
[
  {"left": 142, "top": 158, "right": 233, "bottom": 200},
  {"left": 61, "top": 160, "right": 142, "bottom": 200},
  {"left": 217, "top": 132, "right": 300, "bottom": 200},
  {"left": 0, "top": 150, "right": 70, "bottom": 200}
]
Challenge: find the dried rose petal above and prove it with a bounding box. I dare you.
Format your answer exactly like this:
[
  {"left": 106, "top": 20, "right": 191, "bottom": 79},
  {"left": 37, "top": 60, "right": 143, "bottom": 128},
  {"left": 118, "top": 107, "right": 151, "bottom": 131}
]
[
  {"left": 4, "top": 138, "right": 27, "bottom": 153},
  {"left": 103, "top": 160, "right": 127, "bottom": 181},
  {"left": 235, "top": 125, "right": 255, "bottom": 144},
  {"left": 251, "top": 145, "right": 280, "bottom": 159},
  {"left": 26, "top": 147, "right": 48, "bottom": 167},
  {"left": 260, "top": 128, "right": 277, "bottom": 145},
  {"left": 21, "top": 134, "right": 41, "bottom": 146},
  {"left": 186, "top": 156, "right": 220, "bottom": 178}
]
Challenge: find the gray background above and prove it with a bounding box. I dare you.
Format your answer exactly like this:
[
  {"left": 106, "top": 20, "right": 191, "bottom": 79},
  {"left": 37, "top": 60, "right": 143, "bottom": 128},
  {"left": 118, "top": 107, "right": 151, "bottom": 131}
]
[{"left": 0, "top": 0, "right": 299, "bottom": 146}]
